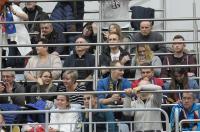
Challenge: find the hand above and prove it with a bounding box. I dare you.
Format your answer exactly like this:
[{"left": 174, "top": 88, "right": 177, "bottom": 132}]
[
  {"left": 110, "top": 94, "right": 121, "bottom": 103},
  {"left": 0, "top": 83, "right": 6, "bottom": 93},
  {"left": 92, "top": 22, "right": 98, "bottom": 35},
  {"left": 49, "top": 127, "right": 57, "bottom": 132},
  {"left": 125, "top": 88, "right": 133, "bottom": 96},
  {"left": 4, "top": 82, "right": 13, "bottom": 93},
  {"left": 131, "top": 87, "right": 141, "bottom": 94},
  {"left": 137, "top": 56, "right": 146, "bottom": 65},
  {"left": 37, "top": 78, "right": 43, "bottom": 85},
  {"left": 187, "top": 72, "right": 194, "bottom": 77},
  {"left": 103, "top": 31, "right": 109, "bottom": 40},
  {"left": 121, "top": 55, "right": 130, "bottom": 64},
  {"left": 51, "top": 51, "right": 59, "bottom": 56}
]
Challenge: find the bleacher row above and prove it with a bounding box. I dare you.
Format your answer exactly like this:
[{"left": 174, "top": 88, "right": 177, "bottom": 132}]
[{"left": 0, "top": 0, "right": 200, "bottom": 132}]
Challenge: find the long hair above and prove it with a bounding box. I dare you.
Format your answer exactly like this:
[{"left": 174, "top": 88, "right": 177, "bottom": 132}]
[
  {"left": 135, "top": 44, "right": 154, "bottom": 64},
  {"left": 169, "top": 68, "right": 188, "bottom": 90},
  {"left": 108, "top": 23, "right": 123, "bottom": 41}
]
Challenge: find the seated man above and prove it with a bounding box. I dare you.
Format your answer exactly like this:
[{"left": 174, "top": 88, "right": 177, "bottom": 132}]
[
  {"left": 161, "top": 34, "right": 197, "bottom": 78},
  {"left": 130, "top": 20, "right": 167, "bottom": 53},
  {"left": 170, "top": 92, "right": 200, "bottom": 131},
  {"left": 124, "top": 79, "right": 163, "bottom": 131},
  {"left": 97, "top": 60, "right": 131, "bottom": 105},
  {"left": 132, "top": 62, "right": 163, "bottom": 88},
  {"left": 83, "top": 92, "right": 117, "bottom": 132},
  {"left": 0, "top": 67, "right": 25, "bottom": 106},
  {"left": 99, "top": 32, "right": 131, "bottom": 78},
  {"left": 31, "top": 22, "right": 66, "bottom": 55},
  {"left": 63, "top": 36, "right": 95, "bottom": 91}
]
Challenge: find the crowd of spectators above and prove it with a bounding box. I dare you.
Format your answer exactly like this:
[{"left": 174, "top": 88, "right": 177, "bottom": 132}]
[{"left": 0, "top": 0, "right": 199, "bottom": 132}]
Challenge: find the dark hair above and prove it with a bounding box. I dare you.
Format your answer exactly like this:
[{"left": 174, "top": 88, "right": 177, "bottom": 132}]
[
  {"left": 83, "top": 22, "right": 94, "bottom": 36},
  {"left": 173, "top": 34, "right": 185, "bottom": 41},
  {"left": 37, "top": 38, "right": 48, "bottom": 44},
  {"left": 170, "top": 67, "right": 188, "bottom": 90}
]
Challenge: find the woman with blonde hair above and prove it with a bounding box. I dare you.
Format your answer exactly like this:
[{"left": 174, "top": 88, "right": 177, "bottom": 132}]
[{"left": 131, "top": 44, "right": 162, "bottom": 79}]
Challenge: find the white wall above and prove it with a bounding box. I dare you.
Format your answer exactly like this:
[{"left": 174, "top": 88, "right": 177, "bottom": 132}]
[{"left": 38, "top": 0, "right": 199, "bottom": 50}]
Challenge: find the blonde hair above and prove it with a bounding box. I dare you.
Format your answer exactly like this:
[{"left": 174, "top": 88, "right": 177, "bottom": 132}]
[{"left": 135, "top": 44, "right": 154, "bottom": 64}]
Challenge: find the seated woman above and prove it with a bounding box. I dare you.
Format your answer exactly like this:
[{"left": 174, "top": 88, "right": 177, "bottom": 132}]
[
  {"left": 163, "top": 67, "right": 199, "bottom": 103},
  {"left": 24, "top": 38, "right": 62, "bottom": 82},
  {"left": 57, "top": 70, "right": 86, "bottom": 105},
  {"left": 49, "top": 95, "right": 81, "bottom": 132},
  {"left": 131, "top": 44, "right": 162, "bottom": 79},
  {"left": 29, "top": 71, "right": 57, "bottom": 104}
]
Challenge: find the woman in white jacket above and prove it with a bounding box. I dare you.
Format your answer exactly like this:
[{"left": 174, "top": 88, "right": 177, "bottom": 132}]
[{"left": 49, "top": 95, "right": 81, "bottom": 132}]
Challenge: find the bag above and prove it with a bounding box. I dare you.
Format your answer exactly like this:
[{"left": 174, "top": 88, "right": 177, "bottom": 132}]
[{"left": 5, "top": 9, "right": 16, "bottom": 36}]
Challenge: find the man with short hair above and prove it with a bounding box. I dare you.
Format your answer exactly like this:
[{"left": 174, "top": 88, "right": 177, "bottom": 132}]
[
  {"left": 63, "top": 36, "right": 95, "bottom": 90},
  {"left": 130, "top": 20, "right": 167, "bottom": 53},
  {"left": 0, "top": 67, "right": 25, "bottom": 106},
  {"left": 170, "top": 92, "right": 200, "bottom": 131},
  {"left": 97, "top": 60, "right": 131, "bottom": 105},
  {"left": 161, "top": 34, "right": 197, "bottom": 78},
  {"left": 132, "top": 62, "right": 163, "bottom": 88},
  {"left": 99, "top": 32, "right": 131, "bottom": 78},
  {"left": 83, "top": 93, "right": 116, "bottom": 132},
  {"left": 23, "top": 2, "right": 49, "bottom": 33},
  {"left": 32, "top": 22, "right": 66, "bottom": 55}
]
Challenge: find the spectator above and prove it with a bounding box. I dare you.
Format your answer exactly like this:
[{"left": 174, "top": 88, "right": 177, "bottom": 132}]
[
  {"left": 49, "top": 95, "right": 81, "bottom": 132},
  {"left": 170, "top": 92, "right": 200, "bottom": 131},
  {"left": 101, "top": 0, "right": 130, "bottom": 30},
  {"left": 23, "top": 2, "right": 49, "bottom": 33},
  {"left": 50, "top": 1, "right": 84, "bottom": 52},
  {"left": 99, "top": 32, "right": 131, "bottom": 78},
  {"left": 131, "top": 44, "right": 162, "bottom": 79},
  {"left": 97, "top": 60, "right": 131, "bottom": 105},
  {"left": 24, "top": 38, "right": 62, "bottom": 82},
  {"left": 0, "top": 114, "right": 7, "bottom": 132},
  {"left": 123, "top": 79, "right": 163, "bottom": 131},
  {"left": 0, "top": 67, "right": 25, "bottom": 106},
  {"left": 130, "top": 20, "right": 167, "bottom": 54},
  {"left": 6, "top": 2, "right": 32, "bottom": 72},
  {"left": 57, "top": 70, "right": 86, "bottom": 105},
  {"left": 161, "top": 34, "right": 197, "bottom": 78},
  {"left": 63, "top": 36, "right": 95, "bottom": 90},
  {"left": 83, "top": 93, "right": 117, "bottom": 132},
  {"left": 132, "top": 62, "right": 164, "bottom": 88},
  {"left": 163, "top": 68, "right": 199, "bottom": 103},
  {"left": 32, "top": 22, "right": 66, "bottom": 55},
  {"left": 29, "top": 71, "right": 57, "bottom": 103},
  {"left": 82, "top": 22, "right": 98, "bottom": 54}
]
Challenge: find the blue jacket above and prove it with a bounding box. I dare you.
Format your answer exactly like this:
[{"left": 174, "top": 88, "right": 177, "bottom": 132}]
[
  {"left": 82, "top": 104, "right": 116, "bottom": 132},
  {"left": 170, "top": 103, "right": 200, "bottom": 131},
  {"left": 97, "top": 77, "right": 131, "bottom": 99},
  {"left": 50, "top": 2, "right": 74, "bottom": 42}
]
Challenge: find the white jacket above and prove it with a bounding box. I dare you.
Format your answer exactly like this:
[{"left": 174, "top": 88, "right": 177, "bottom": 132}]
[
  {"left": 123, "top": 84, "right": 163, "bottom": 131},
  {"left": 49, "top": 107, "right": 81, "bottom": 132}
]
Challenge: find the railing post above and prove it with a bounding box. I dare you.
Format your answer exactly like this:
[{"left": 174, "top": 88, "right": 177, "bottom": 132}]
[{"left": 175, "top": 108, "right": 179, "bottom": 132}]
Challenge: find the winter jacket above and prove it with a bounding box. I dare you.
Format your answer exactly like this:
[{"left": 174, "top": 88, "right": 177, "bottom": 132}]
[{"left": 170, "top": 103, "right": 200, "bottom": 131}]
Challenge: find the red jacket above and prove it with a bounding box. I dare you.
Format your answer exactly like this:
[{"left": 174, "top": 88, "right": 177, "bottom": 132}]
[{"left": 132, "top": 77, "right": 164, "bottom": 88}]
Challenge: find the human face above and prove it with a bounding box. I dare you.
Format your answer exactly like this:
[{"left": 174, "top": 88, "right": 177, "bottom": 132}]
[
  {"left": 172, "top": 38, "right": 185, "bottom": 53},
  {"left": 140, "top": 21, "right": 152, "bottom": 36},
  {"left": 41, "top": 71, "right": 52, "bottom": 85},
  {"left": 174, "top": 72, "right": 184, "bottom": 82},
  {"left": 141, "top": 68, "right": 154, "bottom": 79},
  {"left": 36, "top": 41, "right": 48, "bottom": 55},
  {"left": 111, "top": 62, "right": 124, "bottom": 80},
  {"left": 108, "top": 34, "right": 120, "bottom": 48},
  {"left": 83, "top": 26, "right": 93, "bottom": 37},
  {"left": 0, "top": 114, "right": 4, "bottom": 124},
  {"left": 25, "top": 2, "right": 36, "bottom": 11},
  {"left": 109, "top": 25, "right": 117, "bottom": 33},
  {"left": 182, "top": 93, "right": 194, "bottom": 110},
  {"left": 83, "top": 94, "right": 97, "bottom": 109},
  {"left": 40, "top": 23, "right": 53, "bottom": 36},
  {"left": 137, "top": 46, "right": 146, "bottom": 56},
  {"left": 62, "top": 74, "right": 74, "bottom": 89},
  {"left": 2, "top": 72, "right": 15, "bottom": 84},
  {"left": 56, "top": 95, "right": 69, "bottom": 109},
  {"left": 75, "top": 38, "right": 88, "bottom": 54}
]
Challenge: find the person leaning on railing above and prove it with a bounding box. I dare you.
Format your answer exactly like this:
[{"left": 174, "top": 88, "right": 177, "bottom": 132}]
[{"left": 123, "top": 79, "right": 163, "bottom": 132}]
